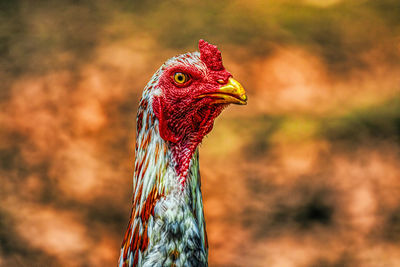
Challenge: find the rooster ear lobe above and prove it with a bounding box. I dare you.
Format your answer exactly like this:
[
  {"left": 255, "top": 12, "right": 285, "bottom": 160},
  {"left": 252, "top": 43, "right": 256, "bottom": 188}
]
[{"left": 152, "top": 96, "right": 181, "bottom": 143}]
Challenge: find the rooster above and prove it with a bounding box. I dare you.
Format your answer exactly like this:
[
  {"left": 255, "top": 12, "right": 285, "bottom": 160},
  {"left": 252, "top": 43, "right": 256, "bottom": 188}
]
[{"left": 119, "top": 40, "right": 247, "bottom": 267}]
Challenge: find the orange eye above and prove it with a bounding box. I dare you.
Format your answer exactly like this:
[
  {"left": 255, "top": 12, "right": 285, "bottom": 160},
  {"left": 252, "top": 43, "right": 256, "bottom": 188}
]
[{"left": 173, "top": 72, "right": 189, "bottom": 84}]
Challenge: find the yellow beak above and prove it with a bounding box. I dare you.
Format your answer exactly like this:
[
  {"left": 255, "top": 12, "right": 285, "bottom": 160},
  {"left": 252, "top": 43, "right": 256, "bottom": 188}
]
[{"left": 198, "top": 77, "right": 247, "bottom": 105}]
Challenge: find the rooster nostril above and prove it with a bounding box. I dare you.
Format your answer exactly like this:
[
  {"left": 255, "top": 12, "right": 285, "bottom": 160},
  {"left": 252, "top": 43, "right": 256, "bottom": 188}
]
[{"left": 217, "top": 79, "right": 225, "bottom": 84}]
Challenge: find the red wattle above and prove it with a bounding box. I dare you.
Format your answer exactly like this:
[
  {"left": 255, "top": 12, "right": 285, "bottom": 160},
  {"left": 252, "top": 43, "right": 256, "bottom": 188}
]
[{"left": 153, "top": 96, "right": 180, "bottom": 143}]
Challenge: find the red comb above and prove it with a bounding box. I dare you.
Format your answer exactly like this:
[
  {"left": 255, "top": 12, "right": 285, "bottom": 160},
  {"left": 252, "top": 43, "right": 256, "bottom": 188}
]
[{"left": 198, "top": 39, "right": 224, "bottom": 71}]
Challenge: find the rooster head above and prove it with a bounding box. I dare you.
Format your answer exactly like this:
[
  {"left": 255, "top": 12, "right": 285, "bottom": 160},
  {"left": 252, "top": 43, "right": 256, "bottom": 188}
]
[
  {"left": 152, "top": 40, "right": 246, "bottom": 144},
  {"left": 142, "top": 39, "right": 247, "bottom": 181}
]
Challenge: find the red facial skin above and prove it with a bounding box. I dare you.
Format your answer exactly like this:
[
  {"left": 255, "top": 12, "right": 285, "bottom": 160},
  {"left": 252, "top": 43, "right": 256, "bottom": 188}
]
[{"left": 152, "top": 41, "right": 232, "bottom": 183}]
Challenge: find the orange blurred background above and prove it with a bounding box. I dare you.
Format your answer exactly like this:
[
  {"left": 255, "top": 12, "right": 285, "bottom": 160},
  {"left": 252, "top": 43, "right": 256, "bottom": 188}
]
[{"left": 1, "top": 1, "right": 400, "bottom": 266}]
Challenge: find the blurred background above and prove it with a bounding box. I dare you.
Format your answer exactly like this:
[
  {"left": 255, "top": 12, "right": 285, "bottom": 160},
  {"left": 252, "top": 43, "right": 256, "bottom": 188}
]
[{"left": 1, "top": 0, "right": 400, "bottom": 266}]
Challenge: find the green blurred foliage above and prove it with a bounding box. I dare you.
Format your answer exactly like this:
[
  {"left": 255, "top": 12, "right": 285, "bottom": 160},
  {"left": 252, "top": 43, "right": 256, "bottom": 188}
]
[{"left": 320, "top": 97, "right": 400, "bottom": 144}]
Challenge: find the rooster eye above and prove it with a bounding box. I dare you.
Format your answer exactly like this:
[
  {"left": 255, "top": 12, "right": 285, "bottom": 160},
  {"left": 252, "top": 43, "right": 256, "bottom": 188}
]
[{"left": 173, "top": 72, "right": 190, "bottom": 85}]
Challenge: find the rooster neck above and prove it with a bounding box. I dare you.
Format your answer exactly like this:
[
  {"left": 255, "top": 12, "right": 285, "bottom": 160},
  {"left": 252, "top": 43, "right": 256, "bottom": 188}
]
[
  {"left": 119, "top": 102, "right": 208, "bottom": 267},
  {"left": 134, "top": 106, "right": 201, "bottom": 194},
  {"left": 134, "top": 104, "right": 204, "bottom": 212}
]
